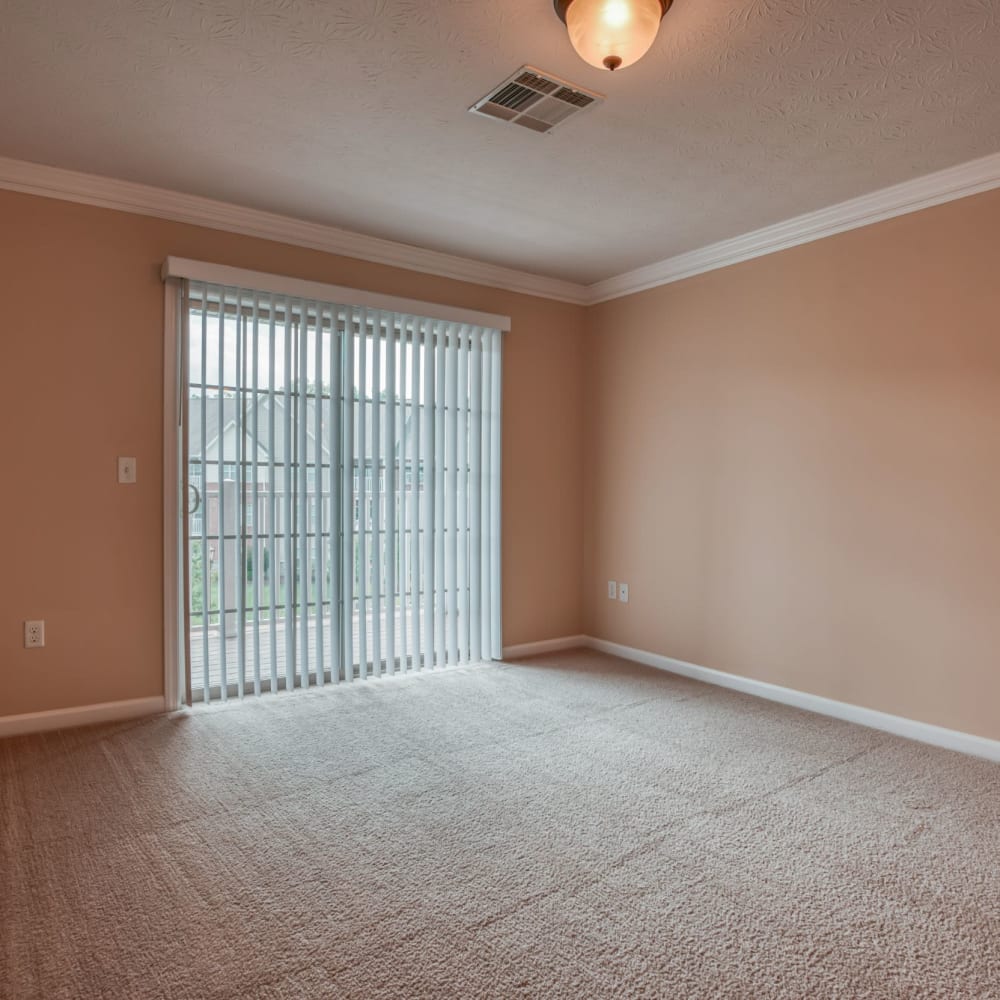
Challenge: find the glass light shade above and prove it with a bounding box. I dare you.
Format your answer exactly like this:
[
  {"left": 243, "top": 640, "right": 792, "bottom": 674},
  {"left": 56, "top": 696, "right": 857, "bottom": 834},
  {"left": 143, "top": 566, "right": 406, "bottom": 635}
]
[{"left": 565, "top": 0, "right": 664, "bottom": 71}]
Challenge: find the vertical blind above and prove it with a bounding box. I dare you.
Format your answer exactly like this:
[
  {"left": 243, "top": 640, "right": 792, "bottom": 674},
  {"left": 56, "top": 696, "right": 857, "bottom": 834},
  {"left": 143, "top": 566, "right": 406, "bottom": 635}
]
[{"left": 180, "top": 279, "right": 502, "bottom": 703}]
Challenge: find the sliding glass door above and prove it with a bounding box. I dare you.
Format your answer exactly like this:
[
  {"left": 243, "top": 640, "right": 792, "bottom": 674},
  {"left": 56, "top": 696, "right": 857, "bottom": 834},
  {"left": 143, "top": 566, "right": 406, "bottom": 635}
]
[{"left": 179, "top": 280, "right": 502, "bottom": 704}]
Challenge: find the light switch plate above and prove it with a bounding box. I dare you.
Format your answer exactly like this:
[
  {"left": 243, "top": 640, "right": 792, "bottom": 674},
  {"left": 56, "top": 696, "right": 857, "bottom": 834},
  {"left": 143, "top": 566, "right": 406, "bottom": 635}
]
[
  {"left": 118, "top": 457, "right": 137, "bottom": 484},
  {"left": 607, "top": 580, "right": 617, "bottom": 600},
  {"left": 618, "top": 583, "right": 629, "bottom": 603}
]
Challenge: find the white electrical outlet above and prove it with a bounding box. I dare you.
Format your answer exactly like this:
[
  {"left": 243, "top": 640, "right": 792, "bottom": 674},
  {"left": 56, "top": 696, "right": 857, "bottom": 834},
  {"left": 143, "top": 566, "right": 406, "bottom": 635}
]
[
  {"left": 618, "top": 583, "right": 629, "bottom": 603},
  {"left": 607, "top": 580, "right": 617, "bottom": 600},
  {"left": 24, "top": 620, "right": 45, "bottom": 648},
  {"left": 118, "top": 457, "right": 137, "bottom": 484}
]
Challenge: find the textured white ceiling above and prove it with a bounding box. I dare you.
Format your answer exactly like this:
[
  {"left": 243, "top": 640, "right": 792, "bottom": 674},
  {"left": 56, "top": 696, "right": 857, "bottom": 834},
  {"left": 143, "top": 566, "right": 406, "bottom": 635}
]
[{"left": 1, "top": 0, "right": 999, "bottom": 284}]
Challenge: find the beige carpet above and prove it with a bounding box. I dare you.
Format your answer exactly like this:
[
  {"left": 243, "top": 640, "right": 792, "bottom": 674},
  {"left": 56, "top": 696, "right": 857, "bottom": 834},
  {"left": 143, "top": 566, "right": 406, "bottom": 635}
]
[{"left": 2, "top": 649, "right": 999, "bottom": 1000}]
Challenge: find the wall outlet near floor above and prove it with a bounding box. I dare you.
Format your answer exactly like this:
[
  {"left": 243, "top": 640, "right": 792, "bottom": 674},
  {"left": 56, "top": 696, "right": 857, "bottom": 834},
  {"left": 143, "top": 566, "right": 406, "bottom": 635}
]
[
  {"left": 607, "top": 580, "right": 617, "bottom": 600},
  {"left": 618, "top": 583, "right": 629, "bottom": 603},
  {"left": 24, "top": 620, "right": 45, "bottom": 648}
]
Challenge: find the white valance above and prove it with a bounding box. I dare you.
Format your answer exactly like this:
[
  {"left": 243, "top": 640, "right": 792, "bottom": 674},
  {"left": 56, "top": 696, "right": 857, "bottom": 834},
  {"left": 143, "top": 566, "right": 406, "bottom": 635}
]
[{"left": 162, "top": 257, "right": 511, "bottom": 332}]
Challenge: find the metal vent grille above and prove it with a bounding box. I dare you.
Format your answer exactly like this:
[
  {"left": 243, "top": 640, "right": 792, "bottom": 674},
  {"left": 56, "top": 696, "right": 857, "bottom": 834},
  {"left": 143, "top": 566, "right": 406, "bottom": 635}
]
[
  {"left": 469, "top": 66, "right": 603, "bottom": 134},
  {"left": 515, "top": 70, "right": 559, "bottom": 94}
]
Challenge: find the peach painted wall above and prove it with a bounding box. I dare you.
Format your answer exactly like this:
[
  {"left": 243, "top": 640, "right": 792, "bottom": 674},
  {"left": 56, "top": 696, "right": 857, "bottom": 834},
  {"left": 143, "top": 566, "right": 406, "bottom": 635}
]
[
  {"left": 584, "top": 188, "right": 1000, "bottom": 742},
  {"left": 0, "top": 190, "right": 585, "bottom": 717}
]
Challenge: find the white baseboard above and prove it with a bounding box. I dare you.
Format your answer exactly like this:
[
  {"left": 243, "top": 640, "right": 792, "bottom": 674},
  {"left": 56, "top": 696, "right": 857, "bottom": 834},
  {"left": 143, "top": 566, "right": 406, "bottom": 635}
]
[
  {"left": 584, "top": 636, "right": 1000, "bottom": 764},
  {"left": 5, "top": 641, "right": 997, "bottom": 763},
  {"left": 0, "top": 696, "right": 166, "bottom": 739},
  {"left": 502, "top": 635, "right": 588, "bottom": 660}
]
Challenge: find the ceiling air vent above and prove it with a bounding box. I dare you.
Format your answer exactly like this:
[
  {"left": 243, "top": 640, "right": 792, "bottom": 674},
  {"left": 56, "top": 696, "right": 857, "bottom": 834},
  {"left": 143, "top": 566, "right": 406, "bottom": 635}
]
[{"left": 469, "top": 66, "right": 603, "bottom": 134}]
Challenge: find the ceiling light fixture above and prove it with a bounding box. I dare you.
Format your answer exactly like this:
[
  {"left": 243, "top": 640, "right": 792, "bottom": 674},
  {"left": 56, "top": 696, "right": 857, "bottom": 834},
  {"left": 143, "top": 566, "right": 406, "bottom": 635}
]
[{"left": 554, "top": 0, "right": 672, "bottom": 72}]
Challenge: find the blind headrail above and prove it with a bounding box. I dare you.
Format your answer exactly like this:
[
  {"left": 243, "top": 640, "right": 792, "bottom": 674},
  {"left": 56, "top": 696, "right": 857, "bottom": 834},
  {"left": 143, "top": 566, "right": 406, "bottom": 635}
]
[{"left": 161, "top": 257, "right": 511, "bottom": 332}]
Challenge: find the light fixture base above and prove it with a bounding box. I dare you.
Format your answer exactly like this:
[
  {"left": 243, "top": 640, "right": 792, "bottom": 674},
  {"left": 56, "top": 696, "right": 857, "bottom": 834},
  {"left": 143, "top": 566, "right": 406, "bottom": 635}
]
[{"left": 552, "top": 0, "right": 672, "bottom": 26}]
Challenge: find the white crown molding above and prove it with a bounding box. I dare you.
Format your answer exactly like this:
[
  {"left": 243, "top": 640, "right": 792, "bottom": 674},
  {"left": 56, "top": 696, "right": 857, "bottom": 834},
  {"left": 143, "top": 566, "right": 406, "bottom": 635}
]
[
  {"left": 0, "top": 696, "right": 166, "bottom": 739},
  {"left": 4, "top": 152, "right": 1000, "bottom": 308},
  {"left": 585, "top": 637, "right": 1000, "bottom": 763},
  {"left": 0, "top": 156, "right": 590, "bottom": 306},
  {"left": 587, "top": 150, "right": 1000, "bottom": 304}
]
